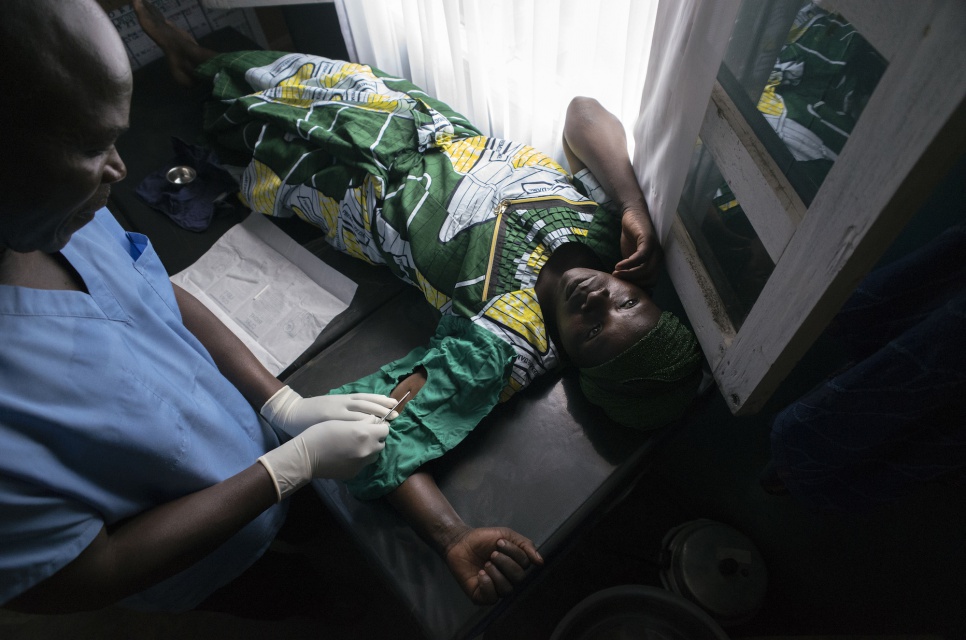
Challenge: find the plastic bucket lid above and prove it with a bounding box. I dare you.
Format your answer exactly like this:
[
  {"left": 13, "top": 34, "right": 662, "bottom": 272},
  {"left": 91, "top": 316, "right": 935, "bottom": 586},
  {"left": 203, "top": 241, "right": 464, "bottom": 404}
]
[{"left": 659, "top": 519, "right": 768, "bottom": 626}]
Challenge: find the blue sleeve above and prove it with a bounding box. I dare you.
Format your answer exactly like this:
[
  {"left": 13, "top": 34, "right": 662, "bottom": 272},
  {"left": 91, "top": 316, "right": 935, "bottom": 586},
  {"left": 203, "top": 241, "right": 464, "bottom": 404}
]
[{"left": 0, "top": 474, "right": 102, "bottom": 605}]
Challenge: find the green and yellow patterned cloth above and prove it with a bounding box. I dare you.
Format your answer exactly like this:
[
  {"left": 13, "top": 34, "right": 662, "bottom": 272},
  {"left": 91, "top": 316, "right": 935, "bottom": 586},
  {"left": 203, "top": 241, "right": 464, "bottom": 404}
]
[
  {"left": 198, "top": 52, "right": 624, "bottom": 498},
  {"left": 714, "top": 4, "right": 886, "bottom": 217}
]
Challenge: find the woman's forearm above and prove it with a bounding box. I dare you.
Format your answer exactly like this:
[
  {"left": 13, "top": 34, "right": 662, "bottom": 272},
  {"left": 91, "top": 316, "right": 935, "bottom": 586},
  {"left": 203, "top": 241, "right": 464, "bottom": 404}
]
[
  {"left": 387, "top": 471, "right": 470, "bottom": 556},
  {"left": 381, "top": 368, "right": 469, "bottom": 555}
]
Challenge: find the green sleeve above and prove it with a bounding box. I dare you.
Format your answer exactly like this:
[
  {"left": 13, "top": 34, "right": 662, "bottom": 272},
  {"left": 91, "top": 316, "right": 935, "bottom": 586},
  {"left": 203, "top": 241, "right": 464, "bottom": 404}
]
[{"left": 338, "top": 315, "right": 516, "bottom": 500}]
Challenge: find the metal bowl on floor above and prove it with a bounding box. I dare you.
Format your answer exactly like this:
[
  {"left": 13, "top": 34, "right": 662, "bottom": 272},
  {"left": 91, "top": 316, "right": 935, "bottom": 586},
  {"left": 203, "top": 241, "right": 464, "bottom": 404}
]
[{"left": 166, "top": 165, "right": 197, "bottom": 185}]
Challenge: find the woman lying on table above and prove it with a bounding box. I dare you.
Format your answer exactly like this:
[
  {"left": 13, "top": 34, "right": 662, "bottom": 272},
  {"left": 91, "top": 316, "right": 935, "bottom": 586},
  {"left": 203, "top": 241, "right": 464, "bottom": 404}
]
[{"left": 135, "top": 0, "right": 703, "bottom": 605}]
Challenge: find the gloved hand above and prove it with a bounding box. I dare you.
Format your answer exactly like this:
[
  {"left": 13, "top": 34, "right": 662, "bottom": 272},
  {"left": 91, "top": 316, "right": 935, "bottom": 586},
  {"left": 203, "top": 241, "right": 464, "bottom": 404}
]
[
  {"left": 260, "top": 385, "right": 399, "bottom": 437},
  {"left": 258, "top": 417, "right": 390, "bottom": 501}
]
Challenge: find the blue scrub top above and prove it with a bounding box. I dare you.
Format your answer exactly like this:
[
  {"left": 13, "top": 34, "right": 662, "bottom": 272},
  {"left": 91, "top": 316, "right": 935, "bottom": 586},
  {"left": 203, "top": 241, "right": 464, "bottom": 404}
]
[{"left": 0, "top": 209, "right": 286, "bottom": 610}]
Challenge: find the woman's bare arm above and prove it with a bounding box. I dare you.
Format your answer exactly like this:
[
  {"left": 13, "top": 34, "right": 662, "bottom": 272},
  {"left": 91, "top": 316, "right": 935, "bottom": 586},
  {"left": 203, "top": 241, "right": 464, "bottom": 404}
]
[
  {"left": 563, "top": 96, "right": 662, "bottom": 288},
  {"left": 382, "top": 371, "right": 543, "bottom": 605}
]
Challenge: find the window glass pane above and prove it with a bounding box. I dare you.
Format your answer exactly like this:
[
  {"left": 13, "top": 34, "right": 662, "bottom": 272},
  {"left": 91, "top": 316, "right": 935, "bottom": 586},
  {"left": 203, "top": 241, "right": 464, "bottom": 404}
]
[
  {"left": 677, "top": 142, "right": 775, "bottom": 329},
  {"left": 719, "top": 0, "right": 888, "bottom": 205},
  {"left": 674, "top": 1, "right": 890, "bottom": 329}
]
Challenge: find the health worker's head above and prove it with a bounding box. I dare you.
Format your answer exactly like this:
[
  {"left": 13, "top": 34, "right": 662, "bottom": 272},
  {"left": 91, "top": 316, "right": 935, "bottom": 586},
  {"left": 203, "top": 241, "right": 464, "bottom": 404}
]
[{"left": 0, "top": 0, "right": 131, "bottom": 253}]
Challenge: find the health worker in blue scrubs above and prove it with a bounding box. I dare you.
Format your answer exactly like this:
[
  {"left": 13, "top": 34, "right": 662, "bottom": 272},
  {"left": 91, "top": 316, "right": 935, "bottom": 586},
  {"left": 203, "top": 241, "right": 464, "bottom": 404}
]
[{"left": 0, "top": 0, "right": 397, "bottom": 614}]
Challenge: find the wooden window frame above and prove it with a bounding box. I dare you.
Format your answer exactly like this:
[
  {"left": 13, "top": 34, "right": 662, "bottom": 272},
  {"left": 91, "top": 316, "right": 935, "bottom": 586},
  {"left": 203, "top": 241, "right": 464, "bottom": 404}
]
[{"left": 664, "top": 0, "right": 966, "bottom": 415}]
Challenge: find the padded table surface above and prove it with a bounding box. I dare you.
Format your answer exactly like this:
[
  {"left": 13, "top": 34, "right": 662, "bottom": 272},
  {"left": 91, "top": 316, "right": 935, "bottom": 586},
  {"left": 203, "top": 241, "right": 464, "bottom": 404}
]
[{"left": 284, "top": 287, "right": 666, "bottom": 640}]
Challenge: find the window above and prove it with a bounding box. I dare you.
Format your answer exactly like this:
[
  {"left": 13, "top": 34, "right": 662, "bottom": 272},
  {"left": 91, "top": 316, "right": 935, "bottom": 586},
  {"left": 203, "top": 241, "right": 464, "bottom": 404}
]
[{"left": 658, "top": 0, "right": 966, "bottom": 414}]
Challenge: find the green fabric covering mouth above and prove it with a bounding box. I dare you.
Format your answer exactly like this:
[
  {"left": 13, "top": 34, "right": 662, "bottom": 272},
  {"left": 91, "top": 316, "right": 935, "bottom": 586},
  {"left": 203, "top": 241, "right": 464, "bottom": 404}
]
[{"left": 579, "top": 311, "right": 703, "bottom": 429}]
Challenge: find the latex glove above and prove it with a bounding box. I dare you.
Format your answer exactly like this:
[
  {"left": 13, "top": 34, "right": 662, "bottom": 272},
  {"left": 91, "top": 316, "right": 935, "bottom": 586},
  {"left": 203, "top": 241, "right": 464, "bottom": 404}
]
[
  {"left": 260, "top": 385, "right": 399, "bottom": 437},
  {"left": 258, "top": 417, "right": 390, "bottom": 501}
]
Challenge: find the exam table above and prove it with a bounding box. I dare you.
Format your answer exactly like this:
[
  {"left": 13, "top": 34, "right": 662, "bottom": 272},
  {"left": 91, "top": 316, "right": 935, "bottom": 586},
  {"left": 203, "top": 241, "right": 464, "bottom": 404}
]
[
  {"left": 284, "top": 287, "right": 679, "bottom": 639},
  {"left": 108, "top": 28, "right": 695, "bottom": 639}
]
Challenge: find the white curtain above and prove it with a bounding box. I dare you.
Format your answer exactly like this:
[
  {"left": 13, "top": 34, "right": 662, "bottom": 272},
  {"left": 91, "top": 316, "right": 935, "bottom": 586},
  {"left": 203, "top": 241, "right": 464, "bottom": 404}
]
[
  {"left": 631, "top": 0, "right": 742, "bottom": 242},
  {"left": 335, "top": 0, "right": 658, "bottom": 167}
]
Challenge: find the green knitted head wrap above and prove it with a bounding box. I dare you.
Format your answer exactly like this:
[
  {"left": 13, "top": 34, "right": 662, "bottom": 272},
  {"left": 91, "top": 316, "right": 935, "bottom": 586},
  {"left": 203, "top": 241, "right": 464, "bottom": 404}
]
[{"left": 579, "top": 311, "right": 703, "bottom": 429}]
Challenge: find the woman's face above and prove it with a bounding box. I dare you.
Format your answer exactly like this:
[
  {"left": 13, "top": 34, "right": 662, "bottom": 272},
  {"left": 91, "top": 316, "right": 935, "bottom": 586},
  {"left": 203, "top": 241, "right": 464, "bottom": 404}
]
[{"left": 550, "top": 267, "right": 662, "bottom": 367}]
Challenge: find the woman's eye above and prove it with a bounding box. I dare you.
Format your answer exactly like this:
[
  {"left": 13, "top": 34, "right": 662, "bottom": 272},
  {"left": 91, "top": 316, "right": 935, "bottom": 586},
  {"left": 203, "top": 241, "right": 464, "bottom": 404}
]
[
  {"left": 587, "top": 325, "right": 602, "bottom": 339},
  {"left": 621, "top": 299, "right": 638, "bottom": 309}
]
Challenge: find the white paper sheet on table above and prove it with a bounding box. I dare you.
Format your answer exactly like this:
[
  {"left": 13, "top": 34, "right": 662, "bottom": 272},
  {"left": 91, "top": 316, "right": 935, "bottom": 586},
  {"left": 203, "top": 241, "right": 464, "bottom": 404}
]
[{"left": 171, "top": 213, "right": 357, "bottom": 375}]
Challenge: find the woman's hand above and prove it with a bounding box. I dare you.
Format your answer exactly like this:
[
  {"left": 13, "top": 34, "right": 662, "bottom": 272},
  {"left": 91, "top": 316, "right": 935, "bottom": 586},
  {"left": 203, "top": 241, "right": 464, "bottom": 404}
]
[
  {"left": 443, "top": 527, "right": 544, "bottom": 605},
  {"left": 613, "top": 206, "right": 662, "bottom": 290},
  {"left": 562, "top": 97, "right": 663, "bottom": 290}
]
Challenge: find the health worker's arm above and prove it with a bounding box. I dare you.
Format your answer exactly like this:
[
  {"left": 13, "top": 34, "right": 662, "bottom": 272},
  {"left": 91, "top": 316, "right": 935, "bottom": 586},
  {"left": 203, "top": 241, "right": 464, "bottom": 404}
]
[
  {"left": 384, "top": 372, "right": 544, "bottom": 606},
  {"left": 9, "top": 397, "right": 386, "bottom": 614},
  {"left": 9, "top": 462, "right": 279, "bottom": 612},
  {"left": 173, "top": 283, "right": 284, "bottom": 408},
  {"left": 562, "top": 96, "right": 662, "bottom": 290},
  {"left": 9, "top": 285, "right": 390, "bottom": 613},
  {"left": 173, "top": 283, "right": 393, "bottom": 493},
  {"left": 10, "top": 285, "right": 281, "bottom": 612},
  {"left": 174, "top": 284, "right": 397, "bottom": 435}
]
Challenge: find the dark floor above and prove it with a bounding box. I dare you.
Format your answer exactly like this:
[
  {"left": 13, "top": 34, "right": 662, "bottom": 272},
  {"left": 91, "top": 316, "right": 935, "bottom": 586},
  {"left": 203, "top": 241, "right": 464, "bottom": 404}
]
[{"left": 486, "top": 348, "right": 966, "bottom": 640}]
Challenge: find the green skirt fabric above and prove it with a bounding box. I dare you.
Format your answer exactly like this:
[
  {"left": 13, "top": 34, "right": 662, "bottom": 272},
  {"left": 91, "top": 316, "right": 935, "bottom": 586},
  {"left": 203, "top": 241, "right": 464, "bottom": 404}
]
[{"left": 337, "top": 315, "right": 516, "bottom": 500}]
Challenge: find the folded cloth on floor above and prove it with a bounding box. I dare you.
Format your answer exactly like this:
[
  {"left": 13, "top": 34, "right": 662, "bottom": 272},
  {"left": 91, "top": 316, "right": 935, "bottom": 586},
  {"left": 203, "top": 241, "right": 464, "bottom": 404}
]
[{"left": 136, "top": 137, "right": 238, "bottom": 232}]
